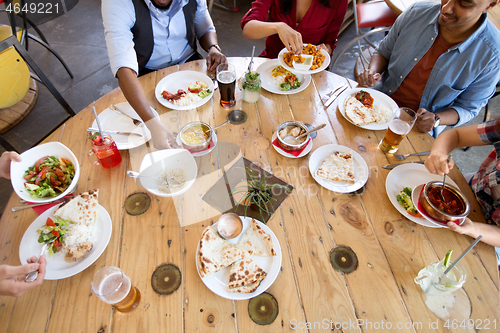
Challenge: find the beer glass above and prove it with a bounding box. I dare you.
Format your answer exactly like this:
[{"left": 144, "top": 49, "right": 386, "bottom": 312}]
[
  {"left": 414, "top": 260, "right": 467, "bottom": 296},
  {"left": 217, "top": 63, "right": 236, "bottom": 108},
  {"left": 379, "top": 107, "right": 417, "bottom": 153},
  {"left": 91, "top": 266, "right": 141, "bottom": 313}
]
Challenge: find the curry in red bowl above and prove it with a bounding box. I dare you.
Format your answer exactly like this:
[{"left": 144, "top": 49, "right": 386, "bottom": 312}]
[{"left": 419, "top": 181, "right": 470, "bottom": 225}]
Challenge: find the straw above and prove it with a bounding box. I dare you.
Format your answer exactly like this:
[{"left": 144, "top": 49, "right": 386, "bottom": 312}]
[
  {"left": 443, "top": 235, "right": 482, "bottom": 275},
  {"left": 92, "top": 106, "right": 103, "bottom": 139},
  {"left": 248, "top": 46, "right": 255, "bottom": 73}
]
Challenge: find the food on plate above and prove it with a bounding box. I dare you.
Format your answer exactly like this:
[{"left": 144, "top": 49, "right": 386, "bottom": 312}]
[
  {"left": 156, "top": 168, "right": 187, "bottom": 194},
  {"left": 283, "top": 44, "right": 326, "bottom": 70},
  {"left": 37, "top": 189, "right": 99, "bottom": 261},
  {"left": 396, "top": 187, "right": 422, "bottom": 217},
  {"left": 344, "top": 91, "right": 392, "bottom": 126},
  {"left": 162, "top": 81, "right": 211, "bottom": 106},
  {"left": 228, "top": 258, "right": 267, "bottom": 293},
  {"left": 23, "top": 155, "right": 75, "bottom": 198},
  {"left": 271, "top": 66, "right": 300, "bottom": 91},
  {"left": 180, "top": 123, "right": 211, "bottom": 144},
  {"left": 198, "top": 227, "right": 248, "bottom": 278},
  {"left": 315, "top": 151, "right": 355, "bottom": 183},
  {"left": 217, "top": 213, "right": 243, "bottom": 239},
  {"left": 278, "top": 125, "right": 307, "bottom": 145},
  {"left": 236, "top": 219, "right": 276, "bottom": 256},
  {"left": 427, "top": 185, "right": 465, "bottom": 216}
]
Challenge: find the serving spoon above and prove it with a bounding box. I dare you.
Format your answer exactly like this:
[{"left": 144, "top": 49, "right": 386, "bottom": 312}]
[
  {"left": 284, "top": 123, "right": 326, "bottom": 143},
  {"left": 440, "top": 155, "right": 452, "bottom": 203}
]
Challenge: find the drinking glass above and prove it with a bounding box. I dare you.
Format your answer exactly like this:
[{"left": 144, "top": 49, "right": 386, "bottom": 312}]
[
  {"left": 414, "top": 260, "right": 467, "bottom": 296},
  {"left": 217, "top": 63, "right": 236, "bottom": 107},
  {"left": 91, "top": 266, "right": 141, "bottom": 313},
  {"left": 379, "top": 107, "right": 417, "bottom": 153},
  {"left": 241, "top": 71, "right": 261, "bottom": 103},
  {"left": 88, "top": 133, "right": 122, "bottom": 169}
]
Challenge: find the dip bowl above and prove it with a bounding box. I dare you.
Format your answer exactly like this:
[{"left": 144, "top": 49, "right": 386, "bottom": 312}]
[
  {"left": 276, "top": 121, "right": 309, "bottom": 151},
  {"left": 179, "top": 121, "right": 213, "bottom": 152},
  {"left": 419, "top": 181, "right": 470, "bottom": 225}
]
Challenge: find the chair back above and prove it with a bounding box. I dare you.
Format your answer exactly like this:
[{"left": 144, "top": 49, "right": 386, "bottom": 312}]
[{"left": 354, "top": 0, "right": 398, "bottom": 33}]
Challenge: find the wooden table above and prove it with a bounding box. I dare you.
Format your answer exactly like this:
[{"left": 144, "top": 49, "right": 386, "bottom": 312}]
[
  {"left": 1, "top": 58, "right": 498, "bottom": 333},
  {"left": 384, "top": 0, "right": 500, "bottom": 30}
]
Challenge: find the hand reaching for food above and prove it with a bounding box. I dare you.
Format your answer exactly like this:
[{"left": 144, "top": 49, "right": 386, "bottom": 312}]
[
  {"left": 425, "top": 152, "right": 454, "bottom": 176},
  {"left": 276, "top": 22, "right": 303, "bottom": 54},
  {"left": 146, "top": 118, "right": 181, "bottom": 150}
]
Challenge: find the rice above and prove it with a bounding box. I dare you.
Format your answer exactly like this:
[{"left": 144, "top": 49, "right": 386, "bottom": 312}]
[
  {"left": 173, "top": 93, "right": 202, "bottom": 106},
  {"left": 63, "top": 223, "right": 96, "bottom": 249},
  {"left": 373, "top": 105, "right": 393, "bottom": 124},
  {"left": 156, "top": 168, "right": 187, "bottom": 194}
]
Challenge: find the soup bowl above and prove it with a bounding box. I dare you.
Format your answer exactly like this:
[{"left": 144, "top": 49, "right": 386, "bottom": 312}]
[
  {"left": 179, "top": 121, "right": 213, "bottom": 152},
  {"left": 276, "top": 121, "right": 309, "bottom": 151},
  {"left": 419, "top": 181, "right": 470, "bottom": 225}
]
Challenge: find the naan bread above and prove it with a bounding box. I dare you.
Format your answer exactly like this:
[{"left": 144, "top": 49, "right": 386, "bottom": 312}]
[
  {"left": 53, "top": 189, "right": 99, "bottom": 226},
  {"left": 198, "top": 227, "right": 248, "bottom": 278},
  {"left": 345, "top": 96, "right": 375, "bottom": 125},
  {"left": 316, "top": 152, "right": 355, "bottom": 183},
  {"left": 228, "top": 258, "right": 267, "bottom": 293},
  {"left": 236, "top": 219, "right": 276, "bottom": 256}
]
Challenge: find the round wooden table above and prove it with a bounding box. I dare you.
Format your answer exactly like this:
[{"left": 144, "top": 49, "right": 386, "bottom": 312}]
[{"left": 0, "top": 58, "right": 498, "bottom": 333}]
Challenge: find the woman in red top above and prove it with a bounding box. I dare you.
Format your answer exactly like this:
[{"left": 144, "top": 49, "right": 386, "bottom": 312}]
[{"left": 240, "top": 0, "right": 348, "bottom": 58}]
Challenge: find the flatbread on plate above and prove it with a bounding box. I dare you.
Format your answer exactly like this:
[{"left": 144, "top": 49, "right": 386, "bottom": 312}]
[
  {"left": 236, "top": 219, "right": 276, "bottom": 256},
  {"left": 53, "top": 189, "right": 99, "bottom": 226},
  {"left": 344, "top": 95, "right": 392, "bottom": 126},
  {"left": 227, "top": 258, "right": 267, "bottom": 293},
  {"left": 316, "top": 152, "right": 355, "bottom": 183},
  {"left": 198, "top": 227, "right": 248, "bottom": 278}
]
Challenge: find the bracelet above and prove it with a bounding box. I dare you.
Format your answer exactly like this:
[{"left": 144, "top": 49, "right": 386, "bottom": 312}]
[{"left": 208, "top": 44, "right": 221, "bottom": 53}]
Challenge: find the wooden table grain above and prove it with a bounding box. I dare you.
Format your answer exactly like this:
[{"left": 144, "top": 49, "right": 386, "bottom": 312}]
[{"left": 1, "top": 58, "right": 498, "bottom": 333}]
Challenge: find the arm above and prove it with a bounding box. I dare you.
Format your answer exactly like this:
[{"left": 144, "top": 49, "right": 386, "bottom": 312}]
[
  {"left": 447, "top": 218, "right": 500, "bottom": 247},
  {"left": 425, "top": 123, "right": 485, "bottom": 175},
  {"left": 415, "top": 107, "right": 459, "bottom": 133},
  {"left": 0, "top": 151, "right": 21, "bottom": 179},
  {"left": 198, "top": 31, "right": 227, "bottom": 73},
  {"left": 0, "top": 255, "right": 46, "bottom": 297},
  {"left": 243, "top": 21, "right": 304, "bottom": 54}
]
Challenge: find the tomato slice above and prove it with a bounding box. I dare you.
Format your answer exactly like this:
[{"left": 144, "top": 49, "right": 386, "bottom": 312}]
[
  {"left": 51, "top": 230, "right": 59, "bottom": 237},
  {"left": 46, "top": 218, "right": 56, "bottom": 227},
  {"left": 407, "top": 210, "right": 422, "bottom": 218},
  {"left": 35, "top": 156, "right": 49, "bottom": 172}
]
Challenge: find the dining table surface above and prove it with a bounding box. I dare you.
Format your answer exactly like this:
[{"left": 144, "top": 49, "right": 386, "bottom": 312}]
[
  {"left": 0, "top": 57, "right": 499, "bottom": 333},
  {"left": 383, "top": 0, "right": 500, "bottom": 30}
]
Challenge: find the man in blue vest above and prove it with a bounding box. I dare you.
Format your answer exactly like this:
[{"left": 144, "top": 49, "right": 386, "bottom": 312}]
[{"left": 102, "top": 0, "right": 226, "bottom": 149}]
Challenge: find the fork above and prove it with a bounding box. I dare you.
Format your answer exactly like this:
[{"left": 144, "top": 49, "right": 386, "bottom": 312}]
[
  {"left": 109, "top": 104, "right": 143, "bottom": 126},
  {"left": 393, "top": 151, "right": 430, "bottom": 161},
  {"left": 325, "top": 82, "right": 348, "bottom": 98},
  {"left": 25, "top": 242, "right": 51, "bottom": 283}
]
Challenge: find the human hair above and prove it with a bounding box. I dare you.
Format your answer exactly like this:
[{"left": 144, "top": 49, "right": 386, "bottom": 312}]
[{"left": 280, "top": 0, "right": 331, "bottom": 15}]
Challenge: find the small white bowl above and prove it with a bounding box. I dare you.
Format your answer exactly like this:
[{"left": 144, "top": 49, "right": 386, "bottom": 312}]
[
  {"left": 10, "top": 142, "right": 80, "bottom": 203},
  {"left": 292, "top": 54, "right": 313, "bottom": 71},
  {"left": 138, "top": 149, "right": 197, "bottom": 197}
]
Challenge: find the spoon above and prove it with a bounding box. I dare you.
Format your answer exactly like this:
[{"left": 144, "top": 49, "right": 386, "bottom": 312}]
[
  {"left": 440, "top": 155, "right": 452, "bottom": 203},
  {"left": 284, "top": 123, "right": 326, "bottom": 143},
  {"left": 212, "top": 110, "right": 248, "bottom": 130},
  {"left": 25, "top": 242, "right": 51, "bottom": 283},
  {"left": 127, "top": 170, "right": 181, "bottom": 188}
]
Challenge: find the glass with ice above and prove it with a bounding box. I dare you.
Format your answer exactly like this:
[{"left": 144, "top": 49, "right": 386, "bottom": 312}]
[
  {"left": 414, "top": 260, "right": 467, "bottom": 296},
  {"left": 379, "top": 107, "right": 417, "bottom": 153},
  {"left": 91, "top": 266, "right": 141, "bottom": 313}
]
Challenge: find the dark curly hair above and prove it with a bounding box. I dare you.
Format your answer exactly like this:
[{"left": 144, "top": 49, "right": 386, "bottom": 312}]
[{"left": 281, "top": 0, "right": 332, "bottom": 15}]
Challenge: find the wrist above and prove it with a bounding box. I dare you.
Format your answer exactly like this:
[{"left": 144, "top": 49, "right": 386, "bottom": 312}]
[{"left": 208, "top": 44, "right": 221, "bottom": 53}]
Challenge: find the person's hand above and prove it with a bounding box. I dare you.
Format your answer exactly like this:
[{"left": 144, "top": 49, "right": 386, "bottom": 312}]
[
  {"left": 276, "top": 22, "right": 303, "bottom": 54},
  {"left": 446, "top": 218, "right": 476, "bottom": 237},
  {"left": 357, "top": 69, "right": 381, "bottom": 87},
  {"left": 0, "top": 151, "right": 21, "bottom": 179},
  {"left": 416, "top": 108, "right": 437, "bottom": 133},
  {"left": 425, "top": 152, "right": 454, "bottom": 176},
  {"left": 206, "top": 47, "right": 227, "bottom": 75},
  {"left": 0, "top": 255, "right": 47, "bottom": 297},
  {"left": 146, "top": 118, "right": 181, "bottom": 150},
  {"left": 317, "top": 43, "right": 332, "bottom": 55}
]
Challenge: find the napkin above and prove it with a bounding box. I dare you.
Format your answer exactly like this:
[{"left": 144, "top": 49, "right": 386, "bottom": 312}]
[
  {"left": 272, "top": 138, "right": 311, "bottom": 157},
  {"left": 28, "top": 195, "right": 73, "bottom": 215}
]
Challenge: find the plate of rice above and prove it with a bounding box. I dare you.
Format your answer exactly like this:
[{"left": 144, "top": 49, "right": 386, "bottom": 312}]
[
  {"left": 337, "top": 88, "right": 397, "bottom": 130},
  {"left": 155, "top": 71, "right": 215, "bottom": 110},
  {"left": 19, "top": 204, "right": 112, "bottom": 280},
  {"left": 256, "top": 59, "right": 311, "bottom": 95}
]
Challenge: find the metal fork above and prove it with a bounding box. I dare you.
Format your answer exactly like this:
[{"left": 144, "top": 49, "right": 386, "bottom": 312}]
[
  {"left": 325, "top": 82, "right": 348, "bottom": 98},
  {"left": 393, "top": 151, "right": 430, "bottom": 161},
  {"left": 109, "top": 104, "right": 143, "bottom": 126}
]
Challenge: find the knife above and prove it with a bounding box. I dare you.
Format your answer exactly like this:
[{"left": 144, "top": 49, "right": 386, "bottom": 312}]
[
  {"left": 87, "top": 128, "right": 143, "bottom": 137},
  {"left": 324, "top": 84, "right": 348, "bottom": 108},
  {"left": 109, "top": 105, "right": 143, "bottom": 126},
  {"left": 382, "top": 160, "right": 425, "bottom": 169}
]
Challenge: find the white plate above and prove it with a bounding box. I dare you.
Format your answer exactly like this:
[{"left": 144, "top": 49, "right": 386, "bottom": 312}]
[
  {"left": 308, "top": 144, "right": 369, "bottom": 193},
  {"left": 271, "top": 131, "right": 312, "bottom": 158},
  {"left": 176, "top": 131, "right": 218, "bottom": 157},
  {"left": 196, "top": 217, "right": 282, "bottom": 300},
  {"left": 385, "top": 163, "right": 459, "bottom": 228},
  {"left": 256, "top": 59, "right": 311, "bottom": 95},
  {"left": 338, "top": 88, "right": 398, "bottom": 130},
  {"left": 277, "top": 46, "right": 330, "bottom": 74},
  {"left": 19, "top": 204, "right": 112, "bottom": 280},
  {"left": 155, "top": 71, "right": 215, "bottom": 110},
  {"left": 92, "top": 102, "right": 155, "bottom": 150},
  {"left": 10, "top": 142, "right": 80, "bottom": 203}
]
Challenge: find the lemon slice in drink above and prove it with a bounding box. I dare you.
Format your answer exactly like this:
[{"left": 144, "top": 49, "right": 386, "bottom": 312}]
[{"left": 443, "top": 250, "right": 453, "bottom": 267}]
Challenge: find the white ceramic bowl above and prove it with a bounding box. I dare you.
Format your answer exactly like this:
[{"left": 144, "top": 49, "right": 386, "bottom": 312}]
[
  {"left": 138, "top": 149, "right": 197, "bottom": 197},
  {"left": 292, "top": 54, "right": 313, "bottom": 71},
  {"left": 10, "top": 142, "right": 80, "bottom": 203}
]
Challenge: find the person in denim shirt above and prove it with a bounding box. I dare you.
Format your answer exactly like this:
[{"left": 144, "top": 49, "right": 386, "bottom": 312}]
[{"left": 358, "top": 0, "right": 500, "bottom": 137}]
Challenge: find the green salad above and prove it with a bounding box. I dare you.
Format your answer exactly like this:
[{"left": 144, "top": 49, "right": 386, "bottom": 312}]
[
  {"left": 37, "top": 217, "right": 69, "bottom": 256},
  {"left": 23, "top": 155, "right": 75, "bottom": 198}
]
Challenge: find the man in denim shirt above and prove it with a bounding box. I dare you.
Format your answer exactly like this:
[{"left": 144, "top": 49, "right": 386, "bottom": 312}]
[{"left": 358, "top": 0, "right": 500, "bottom": 137}]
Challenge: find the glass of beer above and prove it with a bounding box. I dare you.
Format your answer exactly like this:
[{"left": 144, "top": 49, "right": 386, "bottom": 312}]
[
  {"left": 217, "top": 63, "right": 236, "bottom": 108},
  {"left": 379, "top": 107, "right": 417, "bottom": 153},
  {"left": 91, "top": 266, "right": 141, "bottom": 313}
]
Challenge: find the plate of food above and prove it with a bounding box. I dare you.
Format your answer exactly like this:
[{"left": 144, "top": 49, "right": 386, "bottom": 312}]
[
  {"left": 10, "top": 142, "right": 80, "bottom": 203},
  {"left": 196, "top": 217, "right": 282, "bottom": 300},
  {"left": 155, "top": 71, "right": 215, "bottom": 110},
  {"left": 308, "top": 144, "right": 368, "bottom": 193},
  {"left": 18, "top": 190, "right": 112, "bottom": 280},
  {"left": 278, "top": 44, "right": 330, "bottom": 75},
  {"left": 337, "top": 88, "right": 397, "bottom": 130},
  {"left": 385, "top": 163, "right": 460, "bottom": 228},
  {"left": 91, "top": 102, "right": 155, "bottom": 150},
  {"left": 256, "top": 59, "right": 311, "bottom": 95}
]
